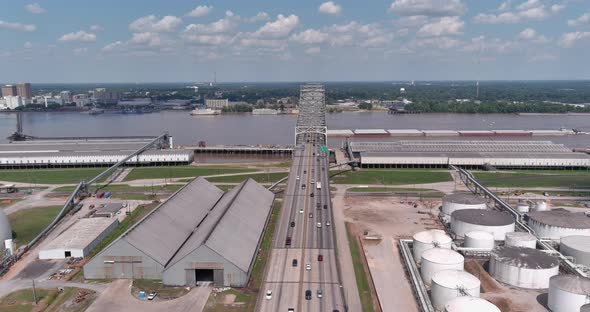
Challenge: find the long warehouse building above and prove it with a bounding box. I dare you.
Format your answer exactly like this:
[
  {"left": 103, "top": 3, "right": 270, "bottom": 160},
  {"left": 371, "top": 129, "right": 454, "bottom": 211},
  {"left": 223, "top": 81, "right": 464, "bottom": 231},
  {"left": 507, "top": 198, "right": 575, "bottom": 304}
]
[
  {"left": 0, "top": 138, "right": 193, "bottom": 168},
  {"left": 83, "top": 177, "right": 275, "bottom": 287},
  {"left": 350, "top": 141, "right": 590, "bottom": 169}
]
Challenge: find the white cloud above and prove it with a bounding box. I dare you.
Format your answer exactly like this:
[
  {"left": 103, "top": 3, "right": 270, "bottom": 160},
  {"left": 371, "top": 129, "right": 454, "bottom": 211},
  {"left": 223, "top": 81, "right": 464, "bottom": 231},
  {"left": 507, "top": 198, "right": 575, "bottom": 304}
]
[
  {"left": 187, "top": 5, "right": 213, "bottom": 17},
  {"left": 395, "top": 15, "right": 429, "bottom": 28},
  {"left": 0, "top": 20, "right": 36, "bottom": 32},
  {"left": 497, "top": 1, "right": 511, "bottom": 11},
  {"left": 462, "top": 35, "right": 518, "bottom": 54},
  {"left": 568, "top": 13, "right": 590, "bottom": 27},
  {"left": 327, "top": 22, "right": 360, "bottom": 33},
  {"left": 291, "top": 29, "right": 329, "bottom": 44},
  {"left": 305, "top": 47, "right": 321, "bottom": 54},
  {"left": 249, "top": 12, "right": 270, "bottom": 23},
  {"left": 473, "top": 0, "right": 551, "bottom": 24},
  {"left": 253, "top": 14, "right": 299, "bottom": 39},
  {"left": 239, "top": 38, "right": 286, "bottom": 49},
  {"left": 102, "top": 41, "right": 124, "bottom": 52},
  {"left": 25, "top": 3, "right": 45, "bottom": 14},
  {"left": 551, "top": 4, "right": 565, "bottom": 13},
  {"left": 90, "top": 25, "right": 103, "bottom": 32},
  {"left": 360, "top": 35, "right": 393, "bottom": 48},
  {"left": 24, "top": 42, "right": 33, "bottom": 48},
  {"left": 184, "top": 16, "right": 237, "bottom": 34},
  {"left": 517, "top": 27, "right": 549, "bottom": 43},
  {"left": 186, "top": 34, "right": 234, "bottom": 45},
  {"left": 319, "top": 2, "right": 342, "bottom": 15},
  {"left": 418, "top": 16, "right": 464, "bottom": 36},
  {"left": 528, "top": 53, "right": 557, "bottom": 62},
  {"left": 559, "top": 31, "right": 590, "bottom": 48},
  {"left": 129, "top": 15, "right": 182, "bottom": 33},
  {"left": 130, "top": 32, "right": 162, "bottom": 47},
  {"left": 389, "top": 0, "right": 466, "bottom": 17},
  {"left": 408, "top": 36, "right": 461, "bottom": 50},
  {"left": 58, "top": 31, "right": 97, "bottom": 42}
]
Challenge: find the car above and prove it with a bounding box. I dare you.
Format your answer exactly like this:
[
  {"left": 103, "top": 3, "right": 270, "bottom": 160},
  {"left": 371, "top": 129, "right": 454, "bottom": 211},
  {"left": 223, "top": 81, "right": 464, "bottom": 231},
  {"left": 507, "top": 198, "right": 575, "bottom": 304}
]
[
  {"left": 317, "top": 222, "right": 322, "bottom": 228},
  {"left": 305, "top": 290, "right": 312, "bottom": 300},
  {"left": 544, "top": 192, "right": 549, "bottom": 196},
  {"left": 318, "top": 254, "right": 323, "bottom": 262},
  {"left": 296, "top": 176, "right": 300, "bottom": 180},
  {"left": 302, "top": 184, "right": 306, "bottom": 189},
  {"left": 323, "top": 204, "right": 327, "bottom": 209},
  {"left": 304, "top": 170, "right": 307, "bottom": 174},
  {"left": 122, "top": 202, "right": 128, "bottom": 208},
  {"left": 309, "top": 213, "right": 313, "bottom": 218},
  {"left": 288, "top": 309, "right": 295, "bottom": 312},
  {"left": 266, "top": 290, "right": 272, "bottom": 300},
  {"left": 286, "top": 237, "right": 292, "bottom": 246},
  {"left": 311, "top": 179, "right": 315, "bottom": 184},
  {"left": 290, "top": 221, "right": 295, "bottom": 227},
  {"left": 326, "top": 221, "right": 331, "bottom": 226},
  {"left": 147, "top": 292, "right": 157, "bottom": 300},
  {"left": 317, "top": 289, "right": 323, "bottom": 298},
  {"left": 292, "top": 259, "right": 298, "bottom": 267},
  {"left": 89, "top": 204, "right": 95, "bottom": 209},
  {"left": 306, "top": 264, "right": 311, "bottom": 271},
  {"left": 322, "top": 167, "right": 325, "bottom": 171},
  {"left": 310, "top": 193, "right": 314, "bottom": 198},
  {"left": 300, "top": 209, "right": 304, "bottom": 214}
]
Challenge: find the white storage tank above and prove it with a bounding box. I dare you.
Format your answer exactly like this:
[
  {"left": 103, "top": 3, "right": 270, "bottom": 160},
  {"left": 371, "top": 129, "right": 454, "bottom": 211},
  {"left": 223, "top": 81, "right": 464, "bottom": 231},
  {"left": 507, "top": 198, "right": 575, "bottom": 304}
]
[
  {"left": 0, "top": 210, "right": 11, "bottom": 244},
  {"left": 421, "top": 248, "right": 464, "bottom": 286},
  {"left": 533, "top": 200, "right": 549, "bottom": 212},
  {"left": 505, "top": 232, "right": 537, "bottom": 249},
  {"left": 526, "top": 209, "right": 590, "bottom": 239},
  {"left": 441, "top": 193, "right": 487, "bottom": 221},
  {"left": 431, "top": 270, "right": 481, "bottom": 311},
  {"left": 444, "top": 296, "right": 500, "bottom": 312},
  {"left": 451, "top": 209, "right": 515, "bottom": 241},
  {"left": 464, "top": 231, "right": 495, "bottom": 250},
  {"left": 582, "top": 303, "right": 590, "bottom": 312},
  {"left": 489, "top": 246, "right": 559, "bottom": 289},
  {"left": 412, "top": 230, "right": 453, "bottom": 263},
  {"left": 516, "top": 200, "right": 530, "bottom": 213},
  {"left": 560, "top": 235, "right": 590, "bottom": 267},
  {"left": 547, "top": 275, "right": 590, "bottom": 312}
]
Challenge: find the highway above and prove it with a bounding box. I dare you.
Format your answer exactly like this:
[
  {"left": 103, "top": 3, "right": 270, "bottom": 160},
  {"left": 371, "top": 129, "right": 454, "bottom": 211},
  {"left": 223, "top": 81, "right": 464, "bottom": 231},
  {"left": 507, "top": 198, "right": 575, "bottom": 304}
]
[{"left": 259, "top": 137, "right": 344, "bottom": 312}]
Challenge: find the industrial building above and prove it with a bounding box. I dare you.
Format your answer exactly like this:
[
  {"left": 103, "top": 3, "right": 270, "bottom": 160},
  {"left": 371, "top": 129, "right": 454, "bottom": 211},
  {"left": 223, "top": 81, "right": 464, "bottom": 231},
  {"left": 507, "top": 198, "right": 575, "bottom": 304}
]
[
  {"left": 0, "top": 138, "right": 193, "bottom": 168},
  {"left": 83, "top": 177, "right": 275, "bottom": 287},
  {"left": 349, "top": 140, "right": 590, "bottom": 169},
  {"left": 0, "top": 209, "right": 12, "bottom": 246},
  {"left": 39, "top": 218, "right": 118, "bottom": 260}
]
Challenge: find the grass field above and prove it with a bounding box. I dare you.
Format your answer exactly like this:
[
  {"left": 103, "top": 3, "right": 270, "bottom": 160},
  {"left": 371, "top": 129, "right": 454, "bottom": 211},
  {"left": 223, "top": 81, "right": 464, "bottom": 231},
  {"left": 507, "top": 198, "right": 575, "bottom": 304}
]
[
  {"left": 0, "top": 287, "right": 95, "bottom": 312},
  {"left": 331, "top": 169, "right": 452, "bottom": 185},
  {"left": 0, "top": 168, "right": 104, "bottom": 184},
  {"left": 346, "top": 187, "right": 445, "bottom": 197},
  {"left": 131, "top": 280, "right": 189, "bottom": 300},
  {"left": 123, "top": 166, "right": 256, "bottom": 181},
  {"left": 9, "top": 206, "right": 62, "bottom": 247},
  {"left": 206, "top": 172, "right": 289, "bottom": 184},
  {"left": 474, "top": 172, "right": 590, "bottom": 188},
  {"left": 346, "top": 223, "right": 375, "bottom": 312},
  {"left": 54, "top": 184, "right": 185, "bottom": 192}
]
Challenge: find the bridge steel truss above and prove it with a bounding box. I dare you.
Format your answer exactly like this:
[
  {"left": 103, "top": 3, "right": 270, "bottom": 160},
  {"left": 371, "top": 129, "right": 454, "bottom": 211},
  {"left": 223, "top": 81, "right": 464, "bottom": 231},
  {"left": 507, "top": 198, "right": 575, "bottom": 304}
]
[{"left": 295, "top": 84, "right": 327, "bottom": 145}]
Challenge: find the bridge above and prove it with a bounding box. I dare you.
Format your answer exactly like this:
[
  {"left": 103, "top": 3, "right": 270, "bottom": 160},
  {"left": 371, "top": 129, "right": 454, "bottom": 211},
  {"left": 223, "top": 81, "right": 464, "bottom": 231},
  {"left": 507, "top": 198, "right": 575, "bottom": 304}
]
[{"left": 258, "top": 84, "right": 346, "bottom": 312}]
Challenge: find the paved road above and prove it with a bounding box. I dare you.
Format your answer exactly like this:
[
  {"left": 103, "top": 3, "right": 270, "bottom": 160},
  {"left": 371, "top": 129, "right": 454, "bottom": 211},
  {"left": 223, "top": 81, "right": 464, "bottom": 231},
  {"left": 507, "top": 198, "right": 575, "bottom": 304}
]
[{"left": 259, "top": 143, "right": 344, "bottom": 312}]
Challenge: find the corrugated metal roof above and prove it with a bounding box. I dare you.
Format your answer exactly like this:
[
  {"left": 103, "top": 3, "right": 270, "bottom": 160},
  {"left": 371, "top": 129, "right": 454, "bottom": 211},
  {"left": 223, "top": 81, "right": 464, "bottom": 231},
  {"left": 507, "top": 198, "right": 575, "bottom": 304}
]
[
  {"left": 124, "top": 177, "right": 224, "bottom": 265},
  {"left": 204, "top": 179, "right": 275, "bottom": 272}
]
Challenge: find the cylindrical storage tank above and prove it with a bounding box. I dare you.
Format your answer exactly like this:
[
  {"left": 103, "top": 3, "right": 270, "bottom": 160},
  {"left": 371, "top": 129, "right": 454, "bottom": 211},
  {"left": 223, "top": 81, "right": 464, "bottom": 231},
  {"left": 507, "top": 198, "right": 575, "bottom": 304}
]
[
  {"left": 489, "top": 246, "right": 559, "bottom": 289},
  {"left": 526, "top": 210, "right": 590, "bottom": 239},
  {"left": 547, "top": 275, "right": 590, "bottom": 312},
  {"left": 582, "top": 303, "right": 590, "bottom": 312},
  {"left": 464, "top": 231, "right": 495, "bottom": 250},
  {"left": 505, "top": 232, "right": 537, "bottom": 249},
  {"left": 431, "top": 270, "right": 481, "bottom": 311},
  {"left": 560, "top": 235, "right": 590, "bottom": 267},
  {"left": 412, "top": 230, "right": 453, "bottom": 263},
  {"left": 441, "top": 193, "right": 487, "bottom": 222},
  {"left": 533, "top": 200, "right": 549, "bottom": 212},
  {"left": 516, "top": 200, "right": 530, "bottom": 213},
  {"left": 451, "top": 209, "right": 515, "bottom": 241},
  {"left": 421, "top": 248, "right": 464, "bottom": 286},
  {"left": 444, "top": 296, "right": 500, "bottom": 312},
  {"left": 0, "top": 210, "right": 11, "bottom": 244}
]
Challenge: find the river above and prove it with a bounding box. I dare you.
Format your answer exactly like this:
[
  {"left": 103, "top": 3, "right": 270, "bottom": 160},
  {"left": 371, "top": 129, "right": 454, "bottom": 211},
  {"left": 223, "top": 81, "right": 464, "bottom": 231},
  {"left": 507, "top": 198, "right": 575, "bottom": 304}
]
[{"left": 1, "top": 111, "right": 589, "bottom": 148}]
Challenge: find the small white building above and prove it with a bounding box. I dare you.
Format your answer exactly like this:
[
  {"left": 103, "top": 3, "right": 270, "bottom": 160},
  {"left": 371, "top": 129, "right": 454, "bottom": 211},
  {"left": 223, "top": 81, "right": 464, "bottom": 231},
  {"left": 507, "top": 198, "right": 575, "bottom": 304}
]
[
  {"left": 3, "top": 96, "right": 24, "bottom": 109},
  {"left": 39, "top": 218, "right": 118, "bottom": 259}
]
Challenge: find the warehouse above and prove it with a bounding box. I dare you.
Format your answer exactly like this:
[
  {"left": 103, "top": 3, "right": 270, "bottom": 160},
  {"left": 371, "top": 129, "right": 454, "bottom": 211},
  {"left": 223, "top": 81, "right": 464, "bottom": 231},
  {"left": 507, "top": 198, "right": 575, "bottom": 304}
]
[
  {"left": 39, "top": 218, "right": 118, "bottom": 260},
  {"left": 83, "top": 177, "right": 274, "bottom": 287},
  {"left": 0, "top": 138, "right": 193, "bottom": 168},
  {"left": 350, "top": 140, "right": 590, "bottom": 169}
]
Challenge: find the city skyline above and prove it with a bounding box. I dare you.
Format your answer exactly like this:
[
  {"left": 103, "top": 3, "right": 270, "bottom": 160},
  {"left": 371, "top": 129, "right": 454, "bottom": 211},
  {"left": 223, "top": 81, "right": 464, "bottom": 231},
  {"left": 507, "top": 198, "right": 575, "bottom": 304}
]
[{"left": 1, "top": 0, "right": 590, "bottom": 82}]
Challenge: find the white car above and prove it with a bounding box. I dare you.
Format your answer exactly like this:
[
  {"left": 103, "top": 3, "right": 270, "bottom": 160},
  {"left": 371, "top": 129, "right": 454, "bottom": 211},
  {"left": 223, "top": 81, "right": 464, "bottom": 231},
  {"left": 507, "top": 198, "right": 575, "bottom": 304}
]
[
  {"left": 296, "top": 176, "right": 300, "bottom": 180},
  {"left": 326, "top": 221, "right": 331, "bottom": 226},
  {"left": 147, "top": 292, "right": 157, "bottom": 300},
  {"left": 306, "top": 264, "right": 311, "bottom": 271},
  {"left": 299, "top": 209, "right": 304, "bottom": 214},
  {"left": 317, "top": 222, "right": 322, "bottom": 228},
  {"left": 265, "top": 290, "right": 272, "bottom": 300}
]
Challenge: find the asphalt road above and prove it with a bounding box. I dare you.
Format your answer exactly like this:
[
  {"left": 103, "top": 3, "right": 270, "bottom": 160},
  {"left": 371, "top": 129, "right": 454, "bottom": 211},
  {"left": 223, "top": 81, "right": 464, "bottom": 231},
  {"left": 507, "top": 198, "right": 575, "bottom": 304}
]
[{"left": 259, "top": 142, "right": 344, "bottom": 312}]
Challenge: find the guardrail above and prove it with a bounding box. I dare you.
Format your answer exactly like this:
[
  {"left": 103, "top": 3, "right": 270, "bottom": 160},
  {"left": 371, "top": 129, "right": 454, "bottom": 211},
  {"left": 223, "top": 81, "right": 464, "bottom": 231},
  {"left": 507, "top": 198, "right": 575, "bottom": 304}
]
[{"left": 399, "top": 239, "right": 434, "bottom": 312}]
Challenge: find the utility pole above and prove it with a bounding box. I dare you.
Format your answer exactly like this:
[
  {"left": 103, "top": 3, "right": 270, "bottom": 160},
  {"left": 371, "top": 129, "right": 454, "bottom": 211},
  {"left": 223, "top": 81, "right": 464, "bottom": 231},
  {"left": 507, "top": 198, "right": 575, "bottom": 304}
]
[{"left": 32, "top": 279, "right": 37, "bottom": 304}]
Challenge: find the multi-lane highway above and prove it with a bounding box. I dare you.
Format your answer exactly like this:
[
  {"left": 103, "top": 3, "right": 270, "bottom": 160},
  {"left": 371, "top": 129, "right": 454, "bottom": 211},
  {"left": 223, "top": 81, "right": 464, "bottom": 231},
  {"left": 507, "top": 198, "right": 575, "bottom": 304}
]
[{"left": 258, "top": 137, "right": 344, "bottom": 312}]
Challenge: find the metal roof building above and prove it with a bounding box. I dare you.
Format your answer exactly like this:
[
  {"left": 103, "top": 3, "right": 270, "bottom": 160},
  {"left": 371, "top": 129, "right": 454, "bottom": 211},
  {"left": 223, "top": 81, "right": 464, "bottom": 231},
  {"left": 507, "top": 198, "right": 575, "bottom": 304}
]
[
  {"left": 83, "top": 177, "right": 275, "bottom": 287},
  {"left": 39, "top": 217, "right": 118, "bottom": 259}
]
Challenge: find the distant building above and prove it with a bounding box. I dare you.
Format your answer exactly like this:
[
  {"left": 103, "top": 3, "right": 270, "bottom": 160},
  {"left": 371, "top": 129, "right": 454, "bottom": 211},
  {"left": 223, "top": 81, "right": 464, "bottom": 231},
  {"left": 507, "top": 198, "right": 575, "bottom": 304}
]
[
  {"left": 118, "top": 98, "right": 152, "bottom": 107},
  {"left": 92, "top": 88, "right": 119, "bottom": 104},
  {"left": 73, "top": 94, "right": 90, "bottom": 107},
  {"left": 1, "top": 85, "right": 17, "bottom": 97},
  {"left": 44, "top": 96, "right": 64, "bottom": 107},
  {"left": 16, "top": 83, "right": 32, "bottom": 99},
  {"left": 60, "top": 91, "right": 72, "bottom": 103},
  {"left": 206, "top": 98, "right": 229, "bottom": 109},
  {"left": 3, "top": 96, "right": 24, "bottom": 109},
  {"left": 252, "top": 108, "right": 279, "bottom": 115}
]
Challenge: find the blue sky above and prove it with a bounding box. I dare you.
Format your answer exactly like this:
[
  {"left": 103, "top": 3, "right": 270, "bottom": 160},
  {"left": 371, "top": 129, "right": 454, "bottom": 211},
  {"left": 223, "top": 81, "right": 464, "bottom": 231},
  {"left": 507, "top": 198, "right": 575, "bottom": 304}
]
[{"left": 0, "top": 0, "right": 589, "bottom": 82}]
